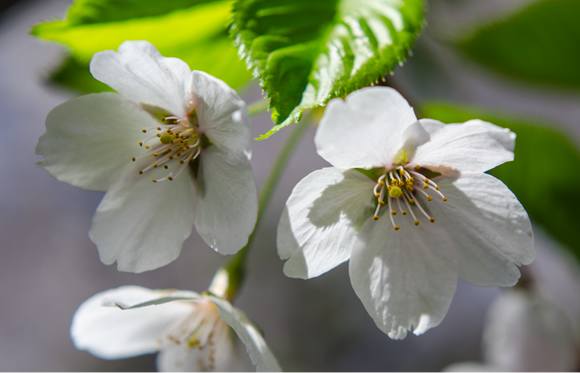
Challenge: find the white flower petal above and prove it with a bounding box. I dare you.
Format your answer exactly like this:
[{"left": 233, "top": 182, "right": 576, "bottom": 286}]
[
  {"left": 90, "top": 167, "right": 197, "bottom": 273},
  {"left": 194, "top": 147, "right": 258, "bottom": 255},
  {"left": 277, "top": 168, "right": 375, "bottom": 279},
  {"left": 315, "top": 87, "right": 417, "bottom": 169},
  {"left": 431, "top": 173, "right": 534, "bottom": 287},
  {"left": 401, "top": 120, "right": 430, "bottom": 159},
  {"left": 209, "top": 297, "right": 282, "bottom": 372},
  {"left": 410, "top": 120, "right": 516, "bottom": 174},
  {"left": 483, "top": 290, "right": 577, "bottom": 371},
  {"left": 156, "top": 335, "right": 235, "bottom": 372},
  {"left": 70, "top": 286, "right": 193, "bottom": 360},
  {"left": 349, "top": 212, "right": 458, "bottom": 339},
  {"left": 36, "top": 93, "right": 157, "bottom": 191},
  {"left": 193, "top": 71, "right": 252, "bottom": 164},
  {"left": 90, "top": 41, "right": 194, "bottom": 117}
]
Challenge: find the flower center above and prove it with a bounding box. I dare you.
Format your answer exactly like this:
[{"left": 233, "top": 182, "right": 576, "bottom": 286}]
[
  {"left": 163, "top": 300, "right": 228, "bottom": 371},
  {"left": 132, "top": 111, "right": 201, "bottom": 183},
  {"left": 372, "top": 165, "right": 448, "bottom": 230}
]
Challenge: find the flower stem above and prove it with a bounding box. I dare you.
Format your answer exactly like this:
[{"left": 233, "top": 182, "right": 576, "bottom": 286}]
[
  {"left": 247, "top": 99, "right": 270, "bottom": 117},
  {"left": 208, "top": 117, "right": 312, "bottom": 300}
]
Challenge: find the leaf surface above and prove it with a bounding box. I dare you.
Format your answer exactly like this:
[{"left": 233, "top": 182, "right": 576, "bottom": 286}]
[
  {"left": 32, "top": 0, "right": 252, "bottom": 91},
  {"left": 231, "top": 0, "right": 424, "bottom": 138}
]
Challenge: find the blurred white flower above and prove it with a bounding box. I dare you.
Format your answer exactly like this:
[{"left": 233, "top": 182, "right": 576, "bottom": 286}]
[
  {"left": 444, "top": 289, "right": 578, "bottom": 372},
  {"left": 278, "top": 87, "right": 535, "bottom": 339},
  {"left": 71, "top": 286, "right": 281, "bottom": 372},
  {"left": 36, "top": 41, "right": 258, "bottom": 273}
]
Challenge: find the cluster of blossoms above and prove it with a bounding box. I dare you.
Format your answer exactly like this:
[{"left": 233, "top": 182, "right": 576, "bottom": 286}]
[{"left": 36, "top": 41, "right": 535, "bottom": 370}]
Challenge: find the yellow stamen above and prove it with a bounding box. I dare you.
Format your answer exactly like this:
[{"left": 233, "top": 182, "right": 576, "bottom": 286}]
[
  {"left": 394, "top": 225, "right": 400, "bottom": 230},
  {"left": 430, "top": 217, "right": 435, "bottom": 223},
  {"left": 373, "top": 216, "right": 380, "bottom": 221},
  {"left": 414, "top": 220, "right": 419, "bottom": 226}
]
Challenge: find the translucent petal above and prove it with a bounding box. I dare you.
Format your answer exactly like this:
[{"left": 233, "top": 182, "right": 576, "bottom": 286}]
[
  {"left": 71, "top": 286, "right": 193, "bottom": 360},
  {"left": 90, "top": 41, "right": 194, "bottom": 117},
  {"left": 193, "top": 71, "right": 251, "bottom": 165},
  {"left": 209, "top": 297, "right": 282, "bottom": 372},
  {"left": 277, "top": 168, "right": 375, "bottom": 278},
  {"left": 349, "top": 212, "right": 458, "bottom": 339},
  {"left": 36, "top": 93, "right": 156, "bottom": 191},
  {"left": 430, "top": 173, "right": 534, "bottom": 286},
  {"left": 194, "top": 147, "right": 258, "bottom": 255},
  {"left": 410, "top": 120, "right": 515, "bottom": 174},
  {"left": 315, "top": 87, "right": 417, "bottom": 169},
  {"left": 90, "top": 166, "right": 197, "bottom": 273}
]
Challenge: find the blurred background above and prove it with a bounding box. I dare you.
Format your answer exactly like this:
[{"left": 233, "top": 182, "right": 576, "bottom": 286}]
[{"left": 1, "top": 0, "right": 579, "bottom": 370}]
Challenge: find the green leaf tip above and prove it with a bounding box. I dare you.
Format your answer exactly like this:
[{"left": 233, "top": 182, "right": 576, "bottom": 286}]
[{"left": 231, "top": 0, "right": 425, "bottom": 139}]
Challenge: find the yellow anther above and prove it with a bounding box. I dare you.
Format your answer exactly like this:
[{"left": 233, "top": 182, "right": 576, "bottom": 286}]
[
  {"left": 424, "top": 178, "right": 429, "bottom": 183},
  {"left": 443, "top": 197, "right": 448, "bottom": 202},
  {"left": 168, "top": 176, "right": 173, "bottom": 181},
  {"left": 406, "top": 185, "right": 414, "bottom": 192},
  {"left": 152, "top": 163, "right": 158, "bottom": 168},
  {"left": 156, "top": 133, "right": 161, "bottom": 137},
  {"left": 389, "top": 186, "right": 403, "bottom": 198},
  {"left": 379, "top": 200, "right": 385, "bottom": 206},
  {"left": 373, "top": 216, "right": 380, "bottom": 221},
  {"left": 402, "top": 211, "right": 407, "bottom": 215},
  {"left": 157, "top": 127, "right": 161, "bottom": 130},
  {"left": 387, "top": 185, "right": 392, "bottom": 191},
  {"left": 138, "top": 170, "right": 143, "bottom": 175},
  {"left": 160, "top": 133, "right": 175, "bottom": 145},
  {"left": 378, "top": 181, "right": 385, "bottom": 186},
  {"left": 179, "top": 160, "right": 184, "bottom": 164},
  {"left": 394, "top": 225, "right": 400, "bottom": 231},
  {"left": 391, "top": 210, "right": 397, "bottom": 216},
  {"left": 142, "top": 129, "right": 147, "bottom": 133},
  {"left": 399, "top": 169, "right": 405, "bottom": 175},
  {"left": 406, "top": 177, "right": 414, "bottom": 184},
  {"left": 145, "top": 145, "right": 150, "bottom": 149},
  {"left": 423, "top": 184, "right": 429, "bottom": 189},
  {"left": 375, "top": 193, "right": 381, "bottom": 198},
  {"left": 131, "top": 157, "right": 135, "bottom": 162},
  {"left": 153, "top": 152, "right": 159, "bottom": 156},
  {"left": 436, "top": 186, "right": 440, "bottom": 191},
  {"left": 152, "top": 179, "right": 157, "bottom": 183},
  {"left": 414, "top": 220, "right": 420, "bottom": 226},
  {"left": 409, "top": 199, "right": 415, "bottom": 204},
  {"left": 391, "top": 179, "right": 399, "bottom": 186},
  {"left": 427, "top": 196, "right": 432, "bottom": 201},
  {"left": 164, "top": 165, "right": 169, "bottom": 169},
  {"left": 169, "top": 155, "right": 174, "bottom": 160},
  {"left": 430, "top": 217, "right": 435, "bottom": 223},
  {"left": 415, "top": 165, "right": 421, "bottom": 170},
  {"left": 138, "top": 142, "right": 143, "bottom": 147}
]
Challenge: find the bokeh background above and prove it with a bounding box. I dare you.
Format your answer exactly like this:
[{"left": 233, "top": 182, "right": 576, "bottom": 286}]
[{"left": 1, "top": 0, "right": 579, "bottom": 370}]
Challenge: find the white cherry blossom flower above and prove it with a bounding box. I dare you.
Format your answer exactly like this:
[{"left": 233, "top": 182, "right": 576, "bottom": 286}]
[
  {"left": 277, "top": 87, "right": 535, "bottom": 339},
  {"left": 71, "top": 286, "right": 282, "bottom": 372},
  {"left": 36, "top": 41, "right": 258, "bottom": 272}
]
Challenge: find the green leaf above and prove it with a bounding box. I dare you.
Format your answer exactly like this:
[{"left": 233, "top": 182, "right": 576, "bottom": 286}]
[
  {"left": 32, "top": 0, "right": 252, "bottom": 91},
  {"left": 231, "top": 0, "right": 424, "bottom": 139},
  {"left": 457, "top": 0, "right": 580, "bottom": 90},
  {"left": 422, "top": 103, "right": 580, "bottom": 263}
]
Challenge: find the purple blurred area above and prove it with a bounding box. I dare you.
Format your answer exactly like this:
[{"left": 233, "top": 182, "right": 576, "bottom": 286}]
[{"left": 0, "top": 0, "right": 579, "bottom": 371}]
